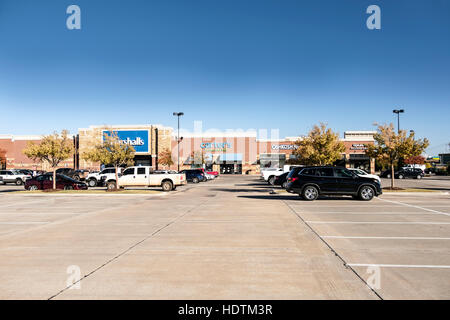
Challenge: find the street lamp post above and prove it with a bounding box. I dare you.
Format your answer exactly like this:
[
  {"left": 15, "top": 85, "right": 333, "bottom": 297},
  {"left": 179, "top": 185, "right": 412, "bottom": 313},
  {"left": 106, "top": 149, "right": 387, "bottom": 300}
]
[
  {"left": 173, "top": 112, "right": 184, "bottom": 172},
  {"left": 393, "top": 109, "right": 405, "bottom": 133}
]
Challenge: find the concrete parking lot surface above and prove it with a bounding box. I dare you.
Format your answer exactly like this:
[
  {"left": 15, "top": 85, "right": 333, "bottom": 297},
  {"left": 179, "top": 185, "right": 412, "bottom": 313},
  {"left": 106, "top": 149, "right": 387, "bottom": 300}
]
[{"left": 0, "top": 176, "right": 449, "bottom": 299}]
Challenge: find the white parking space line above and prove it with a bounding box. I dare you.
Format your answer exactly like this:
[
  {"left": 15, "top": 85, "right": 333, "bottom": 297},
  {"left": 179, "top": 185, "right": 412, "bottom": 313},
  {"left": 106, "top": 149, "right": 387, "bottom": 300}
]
[
  {"left": 348, "top": 263, "right": 450, "bottom": 269},
  {"left": 306, "top": 221, "right": 450, "bottom": 225},
  {"left": 377, "top": 198, "right": 450, "bottom": 217},
  {"left": 0, "top": 222, "right": 47, "bottom": 225},
  {"left": 300, "top": 212, "right": 435, "bottom": 215},
  {"left": 322, "top": 236, "right": 450, "bottom": 240}
]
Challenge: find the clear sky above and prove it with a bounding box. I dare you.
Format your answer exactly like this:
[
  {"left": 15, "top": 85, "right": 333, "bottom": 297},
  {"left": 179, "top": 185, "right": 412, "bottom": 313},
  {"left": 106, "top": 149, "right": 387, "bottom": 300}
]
[{"left": 0, "top": 0, "right": 449, "bottom": 155}]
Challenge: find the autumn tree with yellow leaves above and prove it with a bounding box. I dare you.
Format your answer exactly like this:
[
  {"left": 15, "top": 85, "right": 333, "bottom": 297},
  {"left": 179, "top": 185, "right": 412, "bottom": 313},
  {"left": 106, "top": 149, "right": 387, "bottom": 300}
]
[{"left": 23, "top": 130, "right": 74, "bottom": 190}]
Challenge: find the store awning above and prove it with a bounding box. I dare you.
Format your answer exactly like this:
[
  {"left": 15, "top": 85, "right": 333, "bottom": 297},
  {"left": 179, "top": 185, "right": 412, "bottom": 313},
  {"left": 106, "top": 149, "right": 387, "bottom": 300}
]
[{"left": 218, "top": 153, "right": 242, "bottom": 163}]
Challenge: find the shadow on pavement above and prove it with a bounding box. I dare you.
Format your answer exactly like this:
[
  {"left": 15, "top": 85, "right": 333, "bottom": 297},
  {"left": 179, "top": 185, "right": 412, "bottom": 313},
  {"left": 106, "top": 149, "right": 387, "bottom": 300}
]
[{"left": 238, "top": 194, "right": 359, "bottom": 201}]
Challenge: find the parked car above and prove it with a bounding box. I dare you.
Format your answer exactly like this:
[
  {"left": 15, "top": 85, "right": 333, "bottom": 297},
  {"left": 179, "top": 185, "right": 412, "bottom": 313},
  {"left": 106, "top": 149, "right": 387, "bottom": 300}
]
[
  {"left": 180, "top": 170, "right": 205, "bottom": 183},
  {"left": 15, "top": 169, "right": 34, "bottom": 176},
  {"left": 195, "top": 168, "right": 217, "bottom": 180},
  {"left": 24, "top": 173, "right": 88, "bottom": 191},
  {"left": 85, "top": 167, "right": 123, "bottom": 187},
  {"left": 286, "top": 166, "right": 382, "bottom": 201},
  {"left": 380, "top": 168, "right": 424, "bottom": 179},
  {"left": 105, "top": 166, "right": 186, "bottom": 191},
  {"left": 55, "top": 168, "right": 89, "bottom": 181},
  {"left": 261, "top": 168, "right": 284, "bottom": 185},
  {"left": 0, "top": 170, "right": 32, "bottom": 185},
  {"left": 273, "top": 172, "right": 289, "bottom": 189},
  {"left": 348, "top": 168, "right": 381, "bottom": 183}
]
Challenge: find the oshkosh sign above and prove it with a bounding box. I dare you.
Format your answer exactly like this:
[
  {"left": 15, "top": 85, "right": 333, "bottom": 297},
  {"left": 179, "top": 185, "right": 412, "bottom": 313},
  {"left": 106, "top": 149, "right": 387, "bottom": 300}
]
[
  {"left": 102, "top": 130, "right": 149, "bottom": 153},
  {"left": 271, "top": 144, "right": 298, "bottom": 150}
]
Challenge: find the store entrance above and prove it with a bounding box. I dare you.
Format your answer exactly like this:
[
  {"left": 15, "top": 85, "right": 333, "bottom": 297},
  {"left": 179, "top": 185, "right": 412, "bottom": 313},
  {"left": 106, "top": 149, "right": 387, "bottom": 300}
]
[
  {"left": 134, "top": 155, "right": 152, "bottom": 167},
  {"left": 220, "top": 163, "right": 242, "bottom": 174}
]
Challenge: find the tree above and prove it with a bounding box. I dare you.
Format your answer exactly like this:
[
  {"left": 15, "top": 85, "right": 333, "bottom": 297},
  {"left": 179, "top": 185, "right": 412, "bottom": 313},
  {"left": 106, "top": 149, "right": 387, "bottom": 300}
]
[
  {"left": 404, "top": 155, "right": 426, "bottom": 166},
  {"left": 190, "top": 150, "right": 205, "bottom": 168},
  {"left": 158, "top": 148, "right": 174, "bottom": 168},
  {"left": 365, "top": 123, "right": 429, "bottom": 188},
  {"left": 293, "top": 123, "right": 346, "bottom": 165},
  {"left": 0, "top": 147, "right": 6, "bottom": 169},
  {"left": 23, "top": 130, "right": 74, "bottom": 190},
  {"left": 82, "top": 131, "right": 135, "bottom": 190}
]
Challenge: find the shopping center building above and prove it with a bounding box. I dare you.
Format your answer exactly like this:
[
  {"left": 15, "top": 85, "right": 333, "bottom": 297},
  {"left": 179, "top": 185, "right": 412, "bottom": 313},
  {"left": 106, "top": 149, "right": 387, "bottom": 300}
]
[{"left": 0, "top": 124, "right": 376, "bottom": 174}]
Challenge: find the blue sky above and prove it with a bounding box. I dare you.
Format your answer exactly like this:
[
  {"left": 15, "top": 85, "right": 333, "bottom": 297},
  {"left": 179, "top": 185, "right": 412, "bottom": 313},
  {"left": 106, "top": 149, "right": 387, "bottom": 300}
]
[{"left": 0, "top": 0, "right": 449, "bottom": 154}]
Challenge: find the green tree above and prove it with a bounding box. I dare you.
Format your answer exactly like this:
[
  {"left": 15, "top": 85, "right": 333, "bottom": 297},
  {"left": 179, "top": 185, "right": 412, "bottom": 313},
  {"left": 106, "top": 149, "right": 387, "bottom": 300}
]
[
  {"left": 293, "top": 123, "right": 346, "bottom": 165},
  {"left": 23, "top": 130, "right": 74, "bottom": 190},
  {"left": 158, "top": 148, "right": 174, "bottom": 168},
  {"left": 365, "top": 123, "right": 429, "bottom": 188},
  {"left": 82, "top": 131, "right": 135, "bottom": 190}
]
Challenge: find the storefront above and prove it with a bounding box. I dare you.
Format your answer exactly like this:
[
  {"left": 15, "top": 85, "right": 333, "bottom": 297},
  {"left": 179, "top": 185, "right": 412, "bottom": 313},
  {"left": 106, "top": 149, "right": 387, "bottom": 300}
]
[{"left": 0, "top": 126, "right": 376, "bottom": 174}]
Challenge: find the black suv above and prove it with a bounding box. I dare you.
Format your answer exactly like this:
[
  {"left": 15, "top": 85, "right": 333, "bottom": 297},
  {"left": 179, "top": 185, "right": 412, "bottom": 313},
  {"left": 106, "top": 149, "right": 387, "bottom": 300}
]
[
  {"left": 381, "top": 168, "right": 424, "bottom": 179},
  {"left": 286, "top": 166, "right": 382, "bottom": 201}
]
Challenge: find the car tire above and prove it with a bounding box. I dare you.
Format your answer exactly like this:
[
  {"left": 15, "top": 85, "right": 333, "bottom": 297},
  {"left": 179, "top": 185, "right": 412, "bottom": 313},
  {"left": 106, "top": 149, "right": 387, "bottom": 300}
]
[
  {"left": 88, "top": 179, "right": 97, "bottom": 187},
  {"left": 268, "top": 176, "right": 275, "bottom": 185},
  {"left": 106, "top": 181, "right": 117, "bottom": 190},
  {"left": 302, "top": 185, "right": 319, "bottom": 201},
  {"left": 64, "top": 185, "right": 74, "bottom": 191},
  {"left": 28, "top": 185, "right": 38, "bottom": 191},
  {"left": 15, "top": 179, "right": 23, "bottom": 186},
  {"left": 386, "top": 174, "right": 391, "bottom": 179},
  {"left": 359, "top": 186, "right": 375, "bottom": 201},
  {"left": 282, "top": 181, "right": 288, "bottom": 189},
  {"left": 398, "top": 174, "right": 404, "bottom": 179},
  {"left": 162, "top": 180, "right": 173, "bottom": 192},
  {"left": 192, "top": 177, "right": 199, "bottom": 184},
  {"left": 73, "top": 175, "right": 80, "bottom": 181},
  {"left": 416, "top": 175, "right": 422, "bottom": 179}
]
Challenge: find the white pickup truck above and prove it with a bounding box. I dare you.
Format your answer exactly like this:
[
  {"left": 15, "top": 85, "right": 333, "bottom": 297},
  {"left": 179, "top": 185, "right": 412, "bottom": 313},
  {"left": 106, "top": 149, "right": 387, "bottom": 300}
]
[
  {"left": 261, "top": 165, "right": 303, "bottom": 185},
  {"left": 86, "top": 167, "right": 123, "bottom": 187},
  {"left": 104, "top": 166, "right": 186, "bottom": 191},
  {"left": 0, "top": 169, "right": 32, "bottom": 185}
]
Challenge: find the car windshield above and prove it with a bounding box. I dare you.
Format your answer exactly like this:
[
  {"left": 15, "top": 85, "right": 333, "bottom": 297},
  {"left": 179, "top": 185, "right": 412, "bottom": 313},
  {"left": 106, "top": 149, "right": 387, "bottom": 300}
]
[{"left": 355, "top": 169, "right": 367, "bottom": 175}]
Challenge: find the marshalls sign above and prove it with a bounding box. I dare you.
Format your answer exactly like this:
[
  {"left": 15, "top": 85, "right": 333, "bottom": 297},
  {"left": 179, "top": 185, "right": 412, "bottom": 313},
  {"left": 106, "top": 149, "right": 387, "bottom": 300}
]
[{"left": 102, "top": 130, "right": 150, "bottom": 153}]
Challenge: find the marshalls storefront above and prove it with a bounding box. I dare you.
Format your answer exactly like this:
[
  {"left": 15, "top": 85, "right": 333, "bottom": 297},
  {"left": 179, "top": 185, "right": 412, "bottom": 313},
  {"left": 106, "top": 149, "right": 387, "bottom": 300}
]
[{"left": 0, "top": 124, "right": 376, "bottom": 174}]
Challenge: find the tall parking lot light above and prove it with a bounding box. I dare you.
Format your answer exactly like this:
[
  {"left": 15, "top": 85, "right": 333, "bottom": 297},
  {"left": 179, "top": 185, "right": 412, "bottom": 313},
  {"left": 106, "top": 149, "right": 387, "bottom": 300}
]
[
  {"left": 393, "top": 109, "right": 405, "bottom": 133},
  {"left": 173, "top": 112, "right": 184, "bottom": 172}
]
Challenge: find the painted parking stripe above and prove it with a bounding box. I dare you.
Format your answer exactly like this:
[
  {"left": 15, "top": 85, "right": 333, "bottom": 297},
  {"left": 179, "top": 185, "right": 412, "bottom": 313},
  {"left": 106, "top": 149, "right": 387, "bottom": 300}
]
[
  {"left": 348, "top": 263, "right": 450, "bottom": 269},
  {"left": 307, "top": 221, "right": 450, "bottom": 225},
  {"left": 377, "top": 198, "right": 450, "bottom": 217},
  {"left": 301, "top": 212, "right": 434, "bottom": 215},
  {"left": 0, "top": 222, "right": 47, "bottom": 225},
  {"left": 322, "top": 236, "right": 450, "bottom": 240}
]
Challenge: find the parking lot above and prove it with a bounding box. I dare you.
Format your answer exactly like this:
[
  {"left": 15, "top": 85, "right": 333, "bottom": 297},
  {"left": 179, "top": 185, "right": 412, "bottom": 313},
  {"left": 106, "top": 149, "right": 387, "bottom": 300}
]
[{"left": 0, "top": 176, "right": 449, "bottom": 299}]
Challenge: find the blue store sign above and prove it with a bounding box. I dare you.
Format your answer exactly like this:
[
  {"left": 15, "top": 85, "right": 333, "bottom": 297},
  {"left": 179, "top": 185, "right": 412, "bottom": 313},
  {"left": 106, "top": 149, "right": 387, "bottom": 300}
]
[{"left": 103, "top": 130, "right": 150, "bottom": 153}]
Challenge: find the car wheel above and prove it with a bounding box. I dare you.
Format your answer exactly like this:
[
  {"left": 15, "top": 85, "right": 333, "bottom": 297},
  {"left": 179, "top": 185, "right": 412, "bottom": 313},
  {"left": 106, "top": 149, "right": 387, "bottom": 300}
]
[
  {"left": 28, "top": 185, "right": 38, "bottom": 191},
  {"left": 359, "top": 186, "right": 375, "bottom": 201},
  {"left": 73, "top": 175, "right": 80, "bottom": 181},
  {"left": 64, "top": 185, "right": 74, "bottom": 191},
  {"left": 398, "top": 174, "right": 404, "bottom": 179},
  {"left": 386, "top": 174, "right": 391, "bottom": 179},
  {"left": 416, "top": 175, "right": 422, "bottom": 179},
  {"left": 302, "top": 186, "right": 319, "bottom": 201},
  {"left": 282, "top": 181, "right": 287, "bottom": 189},
  {"left": 88, "top": 179, "right": 97, "bottom": 187},
  {"left": 268, "top": 176, "right": 275, "bottom": 185},
  {"left": 106, "top": 181, "right": 117, "bottom": 190},
  {"left": 162, "top": 180, "right": 173, "bottom": 192},
  {"left": 192, "top": 177, "right": 199, "bottom": 184},
  {"left": 15, "top": 179, "right": 23, "bottom": 186}
]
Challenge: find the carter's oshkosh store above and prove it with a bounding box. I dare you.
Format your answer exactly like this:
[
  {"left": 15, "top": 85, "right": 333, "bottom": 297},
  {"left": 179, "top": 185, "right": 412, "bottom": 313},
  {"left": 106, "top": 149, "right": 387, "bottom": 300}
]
[{"left": 1, "top": 124, "right": 375, "bottom": 174}]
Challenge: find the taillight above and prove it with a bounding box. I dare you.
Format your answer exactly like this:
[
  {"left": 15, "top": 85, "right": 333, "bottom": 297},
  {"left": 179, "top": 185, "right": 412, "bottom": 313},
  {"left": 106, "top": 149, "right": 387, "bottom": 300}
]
[{"left": 291, "top": 177, "right": 298, "bottom": 182}]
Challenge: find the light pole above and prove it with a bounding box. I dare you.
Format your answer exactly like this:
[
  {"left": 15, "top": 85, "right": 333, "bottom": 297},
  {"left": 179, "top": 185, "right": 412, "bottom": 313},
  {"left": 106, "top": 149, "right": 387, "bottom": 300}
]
[
  {"left": 393, "top": 109, "right": 404, "bottom": 133},
  {"left": 173, "top": 112, "right": 184, "bottom": 171}
]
